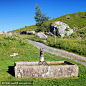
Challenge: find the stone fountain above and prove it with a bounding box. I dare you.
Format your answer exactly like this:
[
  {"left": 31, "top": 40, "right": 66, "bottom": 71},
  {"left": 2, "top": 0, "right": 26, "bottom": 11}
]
[{"left": 14, "top": 48, "right": 79, "bottom": 78}]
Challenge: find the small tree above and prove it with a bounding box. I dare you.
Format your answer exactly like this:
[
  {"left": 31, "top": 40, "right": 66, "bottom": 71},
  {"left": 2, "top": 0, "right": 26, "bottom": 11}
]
[
  {"left": 41, "top": 22, "right": 51, "bottom": 32},
  {"left": 34, "top": 3, "right": 50, "bottom": 31}
]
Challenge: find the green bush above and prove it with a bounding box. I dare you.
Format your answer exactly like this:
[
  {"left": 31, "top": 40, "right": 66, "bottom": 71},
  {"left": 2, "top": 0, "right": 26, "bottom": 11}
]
[
  {"left": 19, "top": 39, "right": 27, "bottom": 45},
  {"left": 35, "top": 26, "right": 43, "bottom": 32},
  {"left": 35, "top": 22, "right": 50, "bottom": 32},
  {"left": 56, "top": 29, "right": 60, "bottom": 36}
]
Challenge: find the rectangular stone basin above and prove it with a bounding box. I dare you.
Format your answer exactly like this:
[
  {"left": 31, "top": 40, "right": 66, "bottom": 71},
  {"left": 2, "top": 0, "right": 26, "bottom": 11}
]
[{"left": 14, "top": 61, "right": 79, "bottom": 78}]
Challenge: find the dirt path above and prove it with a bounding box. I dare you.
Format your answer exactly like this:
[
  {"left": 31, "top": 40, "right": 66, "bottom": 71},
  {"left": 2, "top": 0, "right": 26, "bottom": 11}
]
[{"left": 27, "top": 40, "right": 86, "bottom": 66}]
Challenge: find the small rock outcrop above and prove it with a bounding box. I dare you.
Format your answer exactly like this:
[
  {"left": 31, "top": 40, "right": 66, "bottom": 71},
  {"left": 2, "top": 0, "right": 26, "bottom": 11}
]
[
  {"left": 45, "top": 32, "right": 54, "bottom": 37},
  {"left": 3, "top": 32, "right": 12, "bottom": 37},
  {"left": 35, "top": 32, "right": 47, "bottom": 39},
  {"left": 20, "top": 31, "right": 35, "bottom": 35},
  {"left": 50, "top": 21, "right": 73, "bottom": 37},
  {"left": 26, "top": 31, "right": 35, "bottom": 34},
  {"left": 10, "top": 53, "right": 18, "bottom": 57}
]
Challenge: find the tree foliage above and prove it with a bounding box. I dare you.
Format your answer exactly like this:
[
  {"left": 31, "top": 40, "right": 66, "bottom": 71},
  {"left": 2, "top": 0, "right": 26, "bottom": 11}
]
[
  {"left": 35, "top": 22, "right": 51, "bottom": 32},
  {"left": 34, "top": 3, "right": 51, "bottom": 32}
]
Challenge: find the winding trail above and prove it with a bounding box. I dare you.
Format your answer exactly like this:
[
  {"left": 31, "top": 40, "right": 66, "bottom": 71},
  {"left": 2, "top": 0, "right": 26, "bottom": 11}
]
[{"left": 27, "top": 40, "right": 86, "bottom": 66}]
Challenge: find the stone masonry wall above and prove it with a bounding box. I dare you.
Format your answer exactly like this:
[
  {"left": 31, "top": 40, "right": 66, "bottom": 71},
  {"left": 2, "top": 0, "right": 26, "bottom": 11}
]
[{"left": 14, "top": 62, "right": 78, "bottom": 78}]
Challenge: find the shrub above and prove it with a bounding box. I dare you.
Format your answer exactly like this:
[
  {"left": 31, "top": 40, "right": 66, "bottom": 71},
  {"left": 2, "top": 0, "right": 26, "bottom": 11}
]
[
  {"left": 19, "top": 38, "right": 26, "bottom": 45},
  {"left": 35, "top": 27, "right": 43, "bottom": 32},
  {"left": 56, "top": 29, "right": 60, "bottom": 36},
  {"left": 79, "top": 30, "right": 84, "bottom": 34},
  {"left": 35, "top": 22, "right": 51, "bottom": 32}
]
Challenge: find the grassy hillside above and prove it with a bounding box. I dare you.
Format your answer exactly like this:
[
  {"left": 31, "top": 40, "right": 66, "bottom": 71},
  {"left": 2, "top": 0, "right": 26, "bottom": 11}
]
[
  {"left": 72, "top": 26, "right": 86, "bottom": 38},
  {"left": 0, "top": 35, "right": 86, "bottom": 86},
  {"left": 8, "top": 25, "right": 37, "bottom": 34},
  {"left": 7, "top": 11, "right": 86, "bottom": 57},
  {"left": 1, "top": 11, "right": 86, "bottom": 86},
  {"left": 8, "top": 11, "right": 86, "bottom": 33},
  {"left": 48, "top": 11, "right": 86, "bottom": 29}
]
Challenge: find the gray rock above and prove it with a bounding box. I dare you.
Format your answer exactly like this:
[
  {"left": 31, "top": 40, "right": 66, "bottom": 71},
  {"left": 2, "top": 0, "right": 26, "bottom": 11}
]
[
  {"left": 76, "top": 36, "right": 83, "bottom": 39},
  {"left": 50, "top": 21, "right": 73, "bottom": 37},
  {"left": 26, "top": 31, "right": 35, "bottom": 34},
  {"left": 45, "top": 32, "right": 54, "bottom": 37},
  {"left": 3, "top": 32, "right": 12, "bottom": 37},
  {"left": 10, "top": 53, "right": 18, "bottom": 56},
  {"left": 66, "top": 29, "right": 73, "bottom": 36},
  {"left": 20, "top": 31, "right": 35, "bottom": 35},
  {"left": 73, "top": 27, "right": 76, "bottom": 30},
  {"left": 42, "top": 40, "right": 47, "bottom": 42},
  {"left": 73, "top": 27, "right": 78, "bottom": 30},
  {"left": 35, "top": 32, "right": 47, "bottom": 39}
]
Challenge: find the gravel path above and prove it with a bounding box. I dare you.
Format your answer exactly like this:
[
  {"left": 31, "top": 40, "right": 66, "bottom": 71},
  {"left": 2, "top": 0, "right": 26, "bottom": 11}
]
[{"left": 27, "top": 40, "right": 86, "bottom": 66}]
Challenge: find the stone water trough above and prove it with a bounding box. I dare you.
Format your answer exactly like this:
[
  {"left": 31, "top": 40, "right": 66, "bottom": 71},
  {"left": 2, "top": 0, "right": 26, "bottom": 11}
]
[{"left": 14, "top": 48, "right": 79, "bottom": 78}]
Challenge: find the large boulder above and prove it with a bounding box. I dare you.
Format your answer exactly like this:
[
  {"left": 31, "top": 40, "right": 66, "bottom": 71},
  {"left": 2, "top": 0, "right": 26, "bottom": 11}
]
[
  {"left": 50, "top": 21, "right": 73, "bottom": 37},
  {"left": 35, "top": 32, "right": 47, "bottom": 39},
  {"left": 20, "top": 31, "right": 27, "bottom": 34}
]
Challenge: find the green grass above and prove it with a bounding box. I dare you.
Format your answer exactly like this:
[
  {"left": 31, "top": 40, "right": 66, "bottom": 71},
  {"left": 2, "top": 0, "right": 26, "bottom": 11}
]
[
  {"left": 24, "top": 35, "right": 86, "bottom": 57},
  {"left": 7, "top": 12, "right": 86, "bottom": 57},
  {"left": 72, "top": 26, "right": 86, "bottom": 38},
  {"left": 48, "top": 11, "right": 86, "bottom": 29},
  {"left": 3, "top": 11, "right": 86, "bottom": 85},
  {"left": 0, "top": 35, "right": 86, "bottom": 86}
]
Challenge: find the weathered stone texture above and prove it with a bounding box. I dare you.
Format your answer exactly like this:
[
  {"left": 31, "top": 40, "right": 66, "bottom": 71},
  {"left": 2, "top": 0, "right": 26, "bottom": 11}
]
[
  {"left": 14, "top": 61, "right": 78, "bottom": 78},
  {"left": 35, "top": 32, "right": 47, "bottom": 38},
  {"left": 50, "top": 21, "right": 73, "bottom": 37}
]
